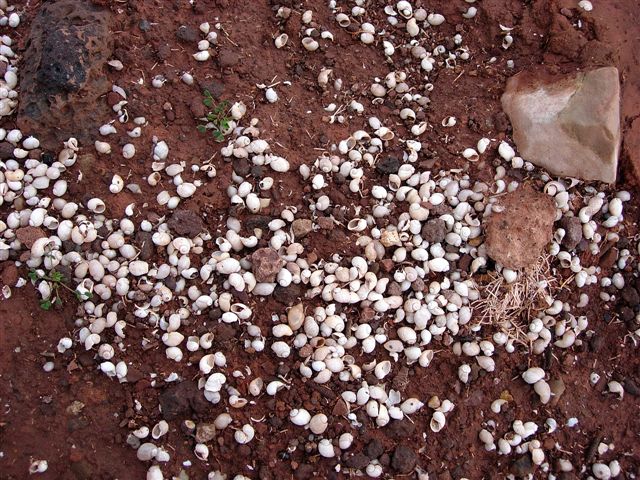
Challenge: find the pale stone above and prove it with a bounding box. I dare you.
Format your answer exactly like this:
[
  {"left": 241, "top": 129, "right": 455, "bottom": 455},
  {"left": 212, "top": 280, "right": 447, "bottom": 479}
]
[{"left": 501, "top": 67, "right": 620, "bottom": 183}]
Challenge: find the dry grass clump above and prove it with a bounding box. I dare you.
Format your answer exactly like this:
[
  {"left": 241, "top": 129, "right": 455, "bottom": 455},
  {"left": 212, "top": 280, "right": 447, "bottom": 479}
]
[{"left": 472, "top": 254, "right": 561, "bottom": 346}]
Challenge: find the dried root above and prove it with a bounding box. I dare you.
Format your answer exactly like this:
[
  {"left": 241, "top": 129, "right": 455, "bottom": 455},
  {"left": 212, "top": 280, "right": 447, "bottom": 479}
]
[{"left": 472, "top": 254, "right": 559, "bottom": 347}]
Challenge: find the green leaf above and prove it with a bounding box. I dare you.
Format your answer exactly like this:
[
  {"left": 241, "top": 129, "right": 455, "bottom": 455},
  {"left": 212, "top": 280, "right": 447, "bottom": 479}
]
[
  {"left": 51, "top": 271, "right": 64, "bottom": 283},
  {"left": 55, "top": 297, "right": 63, "bottom": 306},
  {"left": 203, "top": 97, "right": 213, "bottom": 108},
  {"left": 28, "top": 270, "right": 39, "bottom": 281},
  {"left": 40, "top": 299, "right": 52, "bottom": 310},
  {"left": 197, "top": 125, "right": 207, "bottom": 133},
  {"left": 213, "top": 131, "right": 224, "bottom": 142},
  {"left": 220, "top": 120, "right": 229, "bottom": 130}
]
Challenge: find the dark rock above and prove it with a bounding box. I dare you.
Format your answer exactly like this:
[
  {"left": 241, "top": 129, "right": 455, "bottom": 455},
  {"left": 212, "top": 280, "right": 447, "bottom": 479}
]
[
  {"left": 198, "top": 79, "right": 225, "bottom": 99},
  {"left": 376, "top": 156, "right": 400, "bottom": 175},
  {"left": 17, "top": 0, "right": 113, "bottom": 150},
  {"left": 135, "top": 231, "right": 154, "bottom": 260},
  {"left": 622, "top": 287, "right": 640, "bottom": 306},
  {"left": 558, "top": 216, "right": 583, "bottom": 250},
  {"left": 365, "top": 439, "right": 384, "bottom": 459},
  {"left": 176, "top": 25, "right": 198, "bottom": 43},
  {"left": 344, "top": 453, "right": 369, "bottom": 469},
  {"left": 167, "top": 209, "right": 205, "bottom": 237},
  {"left": 293, "top": 464, "right": 315, "bottom": 480},
  {"left": 251, "top": 247, "right": 284, "bottom": 282},
  {"left": 386, "top": 419, "right": 415, "bottom": 440},
  {"left": 391, "top": 445, "right": 417, "bottom": 474},
  {"left": 138, "top": 19, "right": 151, "bottom": 32},
  {"left": 623, "top": 379, "right": 640, "bottom": 397},
  {"left": 273, "top": 283, "right": 303, "bottom": 306},
  {"left": 0, "top": 142, "right": 14, "bottom": 159},
  {"left": 232, "top": 158, "right": 251, "bottom": 176},
  {"left": 244, "top": 215, "right": 272, "bottom": 231},
  {"left": 421, "top": 218, "right": 447, "bottom": 244},
  {"left": 70, "top": 460, "right": 93, "bottom": 480},
  {"left": 620, "top": 306, "right": 635, "bottom": 323},
  {"left": 213, "top": 322, "right": 237, "bottom": 342},
  {"left": 158, "top": 380, "right": 200, "bottom": 420},
  {"left": 510, "top": 454, "right": 535, "bottom": 477}
]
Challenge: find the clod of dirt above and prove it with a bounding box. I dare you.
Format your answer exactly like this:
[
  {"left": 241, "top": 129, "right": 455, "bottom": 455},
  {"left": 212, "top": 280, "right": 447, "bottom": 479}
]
[
  {"left": 557, "top": 216, "right": 583, "bottom": 250},
  {"left": 502, "top": 67, "right": 621, "bottom": 183},
  {"left": 345, "top": 453, "right": 370, "bottom": 469},
  {"left": 166, "top": 209, "right": 205, "bottom": 237},
  {"left": 391, "top": 444, "right": 417, "bottom": 473},
  {"left": 485, "top": 186, "right": 556, "bottom": 269},
  {"left": 17, "top": 0, "right": 113, "bottom": 150},
  {"left": 293, "top": 464, "right": 315, "bottom": 480},
  {"left": 15, "top": 226, "right": 46, "bottom": 248},
  {"left": 176, "top": 25, "right": 199, "bottom": 43},
  {"left": 158, "top": 380, "right": 207, "bottom": 420},
  {"left": 0, "top": 263, "right": 18, "bottom": 287},
  {"left": 365, "top": 438, "right": 384, "bottom": 459},
  {"left": 251, "top": 247, "right": 284, "bottom": 282},
  {"left": 421, "top": 218, "right": 447, "bottom": 244},
  {"left": 510, "top": 454, "right": 535, "bottom": 476}
]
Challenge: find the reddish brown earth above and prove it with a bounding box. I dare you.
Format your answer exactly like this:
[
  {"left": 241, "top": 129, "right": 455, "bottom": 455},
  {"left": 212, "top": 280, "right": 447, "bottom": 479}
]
[{"left": 1, "top": 0, "right": 639, "bottom": 479}]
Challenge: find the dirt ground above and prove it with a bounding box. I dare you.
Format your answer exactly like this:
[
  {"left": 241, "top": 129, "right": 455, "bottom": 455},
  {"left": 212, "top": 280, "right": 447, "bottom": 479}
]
[{"left": 0, "top": 0, "right": 639, "bottom": 479}]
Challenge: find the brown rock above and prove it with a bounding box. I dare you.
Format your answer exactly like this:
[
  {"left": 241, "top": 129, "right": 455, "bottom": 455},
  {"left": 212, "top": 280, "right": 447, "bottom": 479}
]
[
  {"left": 251, "top": 247, "right": 284, "bottom": 282},
  {"left": 501, "top": 67, "right": 620, "bottom": 183},
  {"left": 190, "top": 97, "right": 207, "bottom": 118},
  {"left": 484, "top": 186, "right": 556, "bottom": 269},
  {"left": 292, "top": 219, "right": 313, "bottom": 239},
  {"left": 17, "top": 0, "right": 114, "bottom": 150},
  {"left": 16, "top": 226, "right": 46, "bottom": 248},
  {"left": 0, "top": 263, "right": 18, "bottom": 287},
  {"left": 166, "top": 209, "right": 205, "bottom": 237}
]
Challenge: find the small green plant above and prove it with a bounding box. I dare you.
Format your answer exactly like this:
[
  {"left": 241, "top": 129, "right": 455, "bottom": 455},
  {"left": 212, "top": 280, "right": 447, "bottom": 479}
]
[
  {"left": 28, "top": 269, "right": 93, "bottom": 310},
  {"left": 197, "top": 90, "right": 231, "bottom": 142}
]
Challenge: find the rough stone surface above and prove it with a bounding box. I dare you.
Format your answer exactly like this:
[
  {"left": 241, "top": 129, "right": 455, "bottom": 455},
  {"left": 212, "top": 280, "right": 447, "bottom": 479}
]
[
  {"left": 17, "top": 0, "right": 113, "bottom": 150},
  {"left": 557, "top": 216, "right": 583, "bottom": 251},
  {"left": 292, "top": 219, "right": 313, "bottom": 239},
  {"left": 421, "top": 218, "right": 447, "bottom": 244},
  {"left": 391, "top": 445, "right": 417, "bottom": 473},
  {"left": 251, "top": 247, "right": 284, "bottom": 282},
  {"left": 485, "top": 186, "right": 556, "bottom": 269},
  {"left": 501, "top": 67, "right": 621, "bottom": 183},
  {"left": 167, "top": 210, "right": 205, "bottom": 237}
]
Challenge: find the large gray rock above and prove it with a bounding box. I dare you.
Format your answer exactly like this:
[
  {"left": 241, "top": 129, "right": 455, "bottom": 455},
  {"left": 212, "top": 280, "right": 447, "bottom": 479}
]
[{"left": 501, "top": 67, "right": 620, "bottom": 183}]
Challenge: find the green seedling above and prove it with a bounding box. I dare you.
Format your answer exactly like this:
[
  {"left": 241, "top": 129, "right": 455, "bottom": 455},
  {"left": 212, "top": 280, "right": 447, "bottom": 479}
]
[
  {"left": 197, "top": 90, "right": 231, "bottom": 142},
  {"left": 28, "top": 269, "right": 93, "bottom": 310}
]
